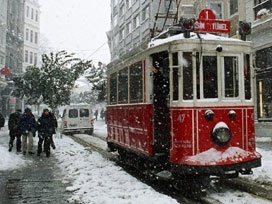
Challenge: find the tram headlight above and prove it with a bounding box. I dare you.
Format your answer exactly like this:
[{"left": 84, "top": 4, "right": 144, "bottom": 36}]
[{"left": 211, "top": 122, "right": 231, "bottom": 146}]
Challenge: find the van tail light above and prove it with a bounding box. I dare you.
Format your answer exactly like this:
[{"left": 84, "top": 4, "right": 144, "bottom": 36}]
[
  {"left": 64, "top": 120, "right": 67, "bottom": 128},
  {"left": 91, "top": 119, "right": 94, "bottom": 125}
]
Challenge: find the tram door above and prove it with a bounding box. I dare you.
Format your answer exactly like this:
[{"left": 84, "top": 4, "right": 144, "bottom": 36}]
[{"left": 151, "top": 51, "right": 170, "bottom": 160}]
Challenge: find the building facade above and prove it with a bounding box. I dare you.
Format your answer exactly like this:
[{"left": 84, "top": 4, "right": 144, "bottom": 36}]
[
  {"left": 1, "top": 0, "right": 25, "bottom": 117},
  {"left": 107, "top": 0, "right": 180, "bottom": 61},
  {"left": 0, "top": 0, "right": 8, "bottom": 113},
  {"left": 250, "top": 0, "right": 272, "bottom": 136},
  {"left": 23, "top": 0, "right": 40, "bottom": 72}
]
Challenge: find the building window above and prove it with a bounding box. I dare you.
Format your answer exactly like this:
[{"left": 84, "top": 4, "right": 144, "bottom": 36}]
[
  {"left": 256, "top": 47, "right": 272, "bottom": 69},
  {"left": 120, "top": 4, "right": 124, "bottom": 16},
  {"left": 25, "top": 28, "right": 29, "bottom": 41},
  {"left": 35, "top": 10, "right": 39, "bottom": 22},
  {"left": 30, "top": 30, "right": 33, "bottom": 43},
  {"left": 0, "top": 56, "right": 4, "bottom": 65},
  {"left": 26, "top": 6, "right": 29, "bottom": 18},
  {"left": 229, "top": 0, "right": 238, "bottom": 16},
  {"left": 113, "top": 0, "right": 118, "bottom": 7},
  {"left": 130, "top": 62, "right": 143, "bottom": 102},
  {"left": 142, "top": 5, "right": 150, "bottom": 21},
  {"left": 126, "top": 22, "right": 131, "bottom": 35},
  {"left": 25, "top": 50, "right": 28, "bottom": 63},
  {"left": 34, "top": 53, "right": 37, "bottom": 65},
  {"left": 113, "top": 15, "right": 118, "bottom": 27},
  {"left": 118, "top": 68, "right": 128, "bottom": 103},
  {"left": 35, "top": 32, "right": 38, "bottom": 44},
  {"left": 257, "top": 76, "right": 272, "bottom": 120},
  {"left": 119, "top": 28, "right": 125, "bottom": 41},
  {"left": 31, "top": 8, "right": 34, "bottom": 19},
  {"left": 254, "top": 0, "right": 272, "bottom": 19},
  {"left": 133, "top": 15, "right": 140, "bottom": 29},
  {"left": 126, "top": 0, "right": 131, "bottom": 9},
  {"left": 30, "top": 52, "right": 33, "bottom": 64},
  {"left": 210, "top": 2, "right": 222, "bottom": 19},
  {"left": 114, "top": 35, "right": 118, "bottom": 47}
]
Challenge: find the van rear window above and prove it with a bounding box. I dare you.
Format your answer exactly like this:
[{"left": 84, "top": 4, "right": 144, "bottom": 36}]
[
  {"left": 69, "top": 109, "right": 78, "bottom": 118},
  {"left": 80, "top": 109, "right": 89, "bottom": 117}
]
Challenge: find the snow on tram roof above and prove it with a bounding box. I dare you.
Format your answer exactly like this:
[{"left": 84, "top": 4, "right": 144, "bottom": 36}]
[{"left": 148, "top": 32, "right": 243, "bottom": 48}]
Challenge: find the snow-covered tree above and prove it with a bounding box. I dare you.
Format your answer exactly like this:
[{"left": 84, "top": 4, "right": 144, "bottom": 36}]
[
  {"left": 85, "top": 61, "right": 107, "bottom": 103},
  {"left": 13, "top": 51, "right": 92, "bottom": 110}
]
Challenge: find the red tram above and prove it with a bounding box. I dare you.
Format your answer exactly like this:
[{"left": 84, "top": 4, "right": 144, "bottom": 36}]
[{"left": 106, "top": 30, "right": 261, "bottom": 181}]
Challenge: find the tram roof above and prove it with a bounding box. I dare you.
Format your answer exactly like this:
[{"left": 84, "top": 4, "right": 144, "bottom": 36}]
[{"left": 148, "top": 32, "right": 246, "bottom": 48}]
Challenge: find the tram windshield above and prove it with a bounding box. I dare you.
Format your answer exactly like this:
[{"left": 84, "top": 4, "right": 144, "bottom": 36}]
[{"left": 171, "top": 51, "right": 251, "bottom": 102}]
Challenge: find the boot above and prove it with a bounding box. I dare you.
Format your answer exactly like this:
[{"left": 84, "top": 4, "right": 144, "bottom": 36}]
[{"left": 8, "top": 144, "right": 12, "bottom": 152}]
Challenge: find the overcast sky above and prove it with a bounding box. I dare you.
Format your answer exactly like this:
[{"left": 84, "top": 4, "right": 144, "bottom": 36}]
[{"left": 39, "top": 0, "right": 111, "bottom": 64}]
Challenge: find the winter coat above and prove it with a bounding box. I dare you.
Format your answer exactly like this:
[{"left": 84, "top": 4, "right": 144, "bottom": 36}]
[
  {"left": 19, "top": 114, "right": 37, "bottom": 135},
  {"left": 0, "top": 113, "right": 4, "bottom": 128},
  {"left": 37, "top": 113, "right": 56, "bottom": 137},
  {"left": 8, "top": 112, "right": 21, "bottom": 135}
]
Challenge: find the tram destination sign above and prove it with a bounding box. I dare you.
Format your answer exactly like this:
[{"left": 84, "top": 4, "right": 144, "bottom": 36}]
[
  {"left": 194, "top": 9, "right": 231, "bottom": 33},
  {"left": 195, "top": 19, "right": 230, "bottom": 33}
]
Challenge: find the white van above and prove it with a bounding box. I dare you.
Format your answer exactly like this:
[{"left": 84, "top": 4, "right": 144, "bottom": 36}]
[{"left": 61, "top": 104, "right": 94, "bottom": 135}]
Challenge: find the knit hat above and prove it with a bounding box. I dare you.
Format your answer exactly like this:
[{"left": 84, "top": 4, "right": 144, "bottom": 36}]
[{"left": 24, "top": 107, "right": 31, "bottom": 113}]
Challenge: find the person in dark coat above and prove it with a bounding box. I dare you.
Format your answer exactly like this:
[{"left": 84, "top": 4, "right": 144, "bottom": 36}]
[
  {"left": 0, "top": 112, "right": 5, "bottom": 130},
  {"left": 100, "top": 108, "right": 105, "bottom": 120},
  {"left": 8, "top": 109, "right": 22, "bottom": 152},
  {"left": 20, "top": 108, "right": 37, "bottom": 155},
  {"left": 151, "top": 64, "right": 170, "bottom": 157},
  {"left": 37, "top": 109, "right": 56, "bottom": 157},
  {"left": 94, "top": 110, "right": 98, "bottom": 120}
]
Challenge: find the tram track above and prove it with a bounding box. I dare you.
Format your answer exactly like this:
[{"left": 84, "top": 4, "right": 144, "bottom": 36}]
[{"left": 68, "top": 133, "right": 272, "bottom": 204}]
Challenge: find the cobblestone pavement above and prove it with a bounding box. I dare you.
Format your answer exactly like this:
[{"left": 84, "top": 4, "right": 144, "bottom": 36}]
[{"left": 0, "top": 128, "right": 70, "bottom": 204}]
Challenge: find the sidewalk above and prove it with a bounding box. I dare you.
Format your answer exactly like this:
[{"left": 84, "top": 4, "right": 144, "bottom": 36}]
[{"left": 0, "top": 126, "right": 69, "bottom": 204}]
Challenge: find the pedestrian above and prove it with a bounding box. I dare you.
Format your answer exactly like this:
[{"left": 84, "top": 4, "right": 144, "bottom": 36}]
[
  {"left": 0, "top": 112, "right": 5, "bottom": 130},
  {"left": 150, "top": 63, "right": 170, "bottom": 156},
  {"left": 37, "top": 109, "right": 55, "bottom": 157},
  {"left": 20, "top": 108, "right": 37, "bottom": 155},
  {"left": 100, "top": 108, "right": 105, "bottom": 120},
  {"left": 94, "top": 109, "right": 98, "bottom": 120},
  {"left": 8, "top": 109, "right": 22, "bottom": 152}
]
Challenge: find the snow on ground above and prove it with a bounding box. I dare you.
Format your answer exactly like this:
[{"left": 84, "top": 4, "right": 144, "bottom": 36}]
[
  {"left": 210, "top": 189, "right": 272, "bottom": 204},
  {"left": 53, "top": 136, "right": 178, "bottom": 204},
  {"left": 243, "top": 147, "right": 272, "bottom": 184},
  {"left": 73, "top": 133, "right": 107, "bottom": 150},
  {"left": 0, "top": 127, "right": 31, "bottom": 171}
]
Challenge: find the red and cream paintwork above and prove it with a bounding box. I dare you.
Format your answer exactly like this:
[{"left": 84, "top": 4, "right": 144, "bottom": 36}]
[{"left": 107, "top": 32, "right": 261, "bottom": 175}]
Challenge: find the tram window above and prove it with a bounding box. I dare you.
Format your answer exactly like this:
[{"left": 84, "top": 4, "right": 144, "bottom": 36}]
[
  {"left": 224, "top": 56, "right": 239, "bottom": 98},
  {"left": 172, "top": 52, "right": 179, "bottom": 100},
  {"left": 196, "top": 52, "right": 200, "bottom": 99},
  {"left": 203, "top": 56, "right": 218, "bottom": 98},
  {"left": 130, "top": 62, "right": 143, "bottom": 102},
  {"left": 172, "top": 52, "right": 178, "bottom": 66},
  {"left": 118, "top": 68, "right": 128, "bottom": 103},
  {"left": 183, "top": 52, "right": 193, "bottom": 100},
  {"left": 110, "top": 73, "right": 117, "bottom": 104},
  {"left": 244, "top": 54, "right": 251, "bottom": 100},
  {"left": 173, "top": 68, "right": 179, "bottom": 100}
]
